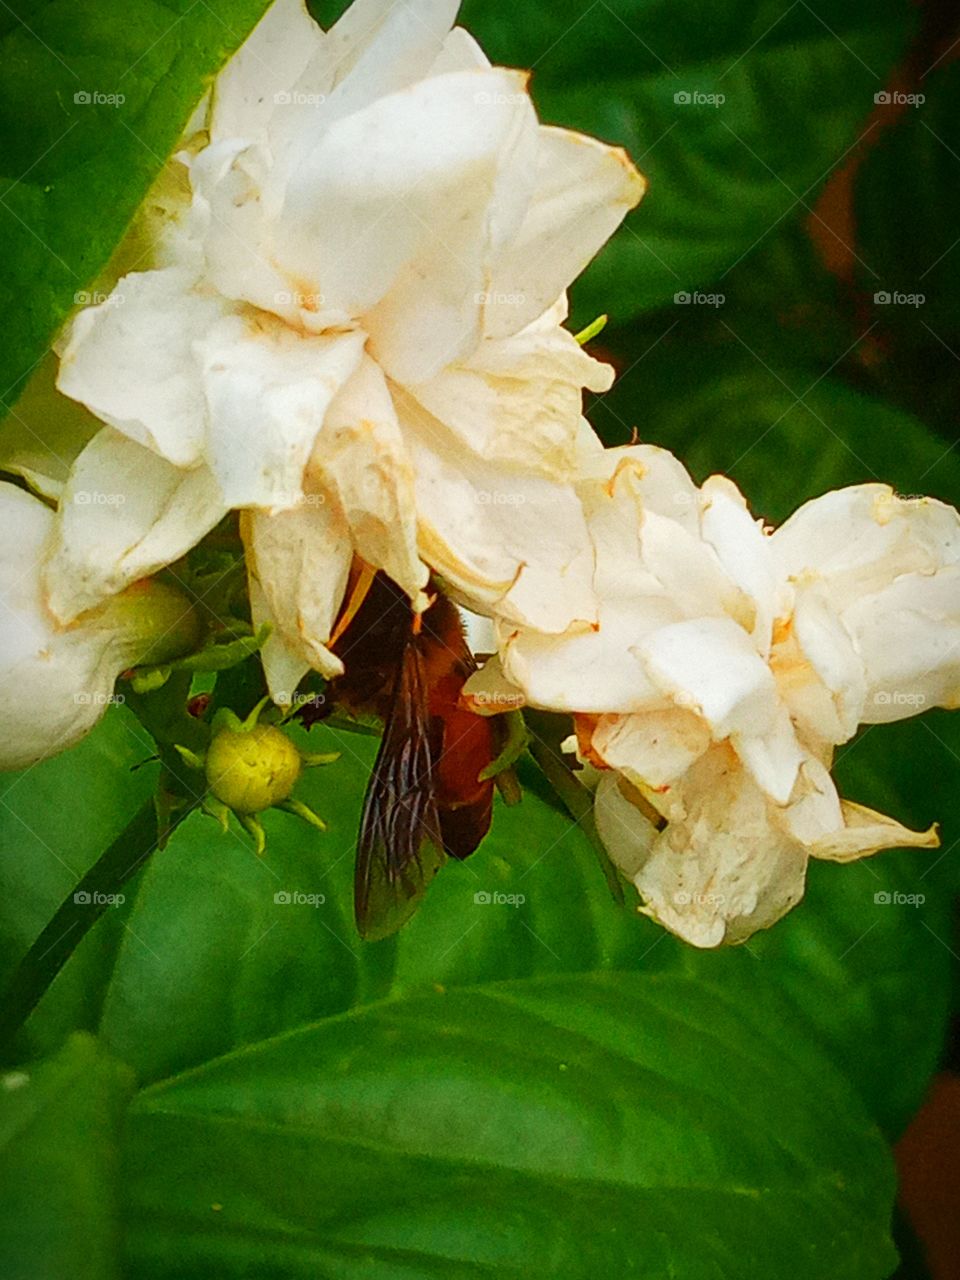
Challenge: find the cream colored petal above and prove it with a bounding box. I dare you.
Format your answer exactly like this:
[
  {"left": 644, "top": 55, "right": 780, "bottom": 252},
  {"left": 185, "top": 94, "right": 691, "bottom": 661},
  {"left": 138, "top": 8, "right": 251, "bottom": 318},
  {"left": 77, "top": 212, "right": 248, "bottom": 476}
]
[
  {"left": 593, "top": 771, "right": 658, "bottom": 881},
  {"left": 772, "top": 485, "right": 960, "bottom": 599},
  {"left": 498, "top": 608, "right": 666, "bottom": 714},
  {"left": 209, "top": 0, "right": 323, "bottom": 142},
  {"left": 44, "top": 429, "right": 227, "bottom": 624},
  {"left": 639, "top": 508, "right": 753, "bottom": 629},
  {"left": 779, "top": 756, "right": 844, "bottom": 846},
  {"left": 700, "top": 474, "right": 780, "bottom": 654},
  {"left": 483, "top": 126, "right": 646, "bottom": 340},
  {"left": 241, "top": 501, "right": 352, "bottom": 699},
  {"left": 733, "top": 701, "right": 805, "bottom": 807},
  {"left": 461, "top": 654, "right": 527, "bottom": 716},
  {"left": 247, "top": 571, "right": 311, "bottom": 708},
  {"left": 308, "top": 356, "right": 428, "bottom": 607},
  {"left": 428, "top": 26, "right": 490, "bottom": 75},
  {"left": 810, "top": 801, "right": 939, "bottom": 863},
  {"left": 196, "top": 315, "right": 365, "bottom": 511},
  {"left": 407, "top": 322, "right": 611, "bottom": 480},
  {"left": 846, "top": 569, "right": 960, "bottom": 722},
  {"left": 57, "top": 268, "right": 228, "bottom": 467},
  {"left": 577, "top": 442, "right": 702, "bottom": 536},
  {"left": 634, "top": 748, "right": 808, "bottom": 947},
  {"left": 590, "top": 709, "right": 711, "bottom": 794},
  {"left": 637, "top": 616, "right": 779, "bottom": 740},
  {"left": 277, "top": 68, "right": 537, "bottom": 365},
  {"left": 0, "top": 485, "right": 131, "bottom": 770},
  {"left": 396, "top": 391, "right": 596, "bottom": 632},
  {"left": 785, "top": 586, "right": 866, "bottom": 743}
]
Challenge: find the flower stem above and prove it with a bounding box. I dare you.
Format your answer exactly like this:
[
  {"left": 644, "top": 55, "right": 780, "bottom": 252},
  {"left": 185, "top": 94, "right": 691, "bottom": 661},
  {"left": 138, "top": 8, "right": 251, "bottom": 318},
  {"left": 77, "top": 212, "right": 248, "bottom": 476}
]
[{"left": 0, "top": 799, "right": 166, "bottom": 1060}]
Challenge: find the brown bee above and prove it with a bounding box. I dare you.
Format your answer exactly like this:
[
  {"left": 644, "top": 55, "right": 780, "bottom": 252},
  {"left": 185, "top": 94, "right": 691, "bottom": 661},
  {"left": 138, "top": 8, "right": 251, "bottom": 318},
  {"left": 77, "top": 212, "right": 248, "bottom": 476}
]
[{"left": 315, "top": 569, "right": 496, "bottom": 941}]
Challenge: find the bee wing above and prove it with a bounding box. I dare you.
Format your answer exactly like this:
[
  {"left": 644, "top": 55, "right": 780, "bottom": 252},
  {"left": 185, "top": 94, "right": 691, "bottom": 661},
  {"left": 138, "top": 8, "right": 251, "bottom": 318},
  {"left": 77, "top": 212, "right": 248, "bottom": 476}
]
[{"left": 354, "top": 638, "right": 446, "bottom": 941}]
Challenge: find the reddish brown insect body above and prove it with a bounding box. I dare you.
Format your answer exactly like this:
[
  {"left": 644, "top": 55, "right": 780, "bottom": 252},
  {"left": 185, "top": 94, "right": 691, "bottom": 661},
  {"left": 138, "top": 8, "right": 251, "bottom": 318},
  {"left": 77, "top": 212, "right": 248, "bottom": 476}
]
[{"left": 321, "top": 571, "right": 495, "bottom": 938}]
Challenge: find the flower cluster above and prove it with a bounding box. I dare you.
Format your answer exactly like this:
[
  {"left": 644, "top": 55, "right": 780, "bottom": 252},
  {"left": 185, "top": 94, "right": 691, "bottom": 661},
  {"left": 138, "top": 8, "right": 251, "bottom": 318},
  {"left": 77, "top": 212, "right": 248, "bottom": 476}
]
[
  {"left": 465, "top": 444, "right": 958, "bottom": 945},
  {"left": 6, "top": 0, "right": 958, "bottom": 947}
]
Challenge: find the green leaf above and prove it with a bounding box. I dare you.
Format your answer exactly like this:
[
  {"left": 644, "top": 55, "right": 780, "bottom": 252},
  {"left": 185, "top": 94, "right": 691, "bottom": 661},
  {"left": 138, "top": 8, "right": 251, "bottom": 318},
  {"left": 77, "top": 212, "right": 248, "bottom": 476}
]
[
  {"left": 121, "top": 972, "right": 897, "bottom": 1279},
  {"left": 0, "top": 1033, "right": 134, "bottom": 1280},
  {"left": 0, "top": 707, "right": 158, "bottom": 1059},
  {"left": 0, "top": 0, "right": 271, "bottom": 405},
  {"left": 854, "top": 61, "right": 960, "bottom": 442},
  {"left": 467, "top": 0, "right": 913, "bottom": 321}
]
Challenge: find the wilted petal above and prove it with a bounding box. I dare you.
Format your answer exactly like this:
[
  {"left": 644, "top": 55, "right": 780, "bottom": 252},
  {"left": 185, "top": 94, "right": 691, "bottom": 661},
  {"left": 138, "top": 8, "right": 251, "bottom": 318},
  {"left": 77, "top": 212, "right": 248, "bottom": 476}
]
[
  {"left": 810, "top": 801, "right": 939, "bottom": 862},
  {"left": 776, "top": 586, "right": 866, "bottom": 744},
  {"left": 483, "top": 126, "right": 646, "bottom": 340},
  {"left": 461, "top": 653, "right": 526, "bottom": 715},
  {"left": 44, "top": 429, "right": 226, "bottom": 624},
  {"left": 210, "top": 0, "right": 323, "bottom": 142},
  {"left": 241, "top": 502, "right": 352, "bottom": 699},
  {"left": 637, "top": 616, "right": 779, "bottom": 740},
  {"left": 0, "top": 485, "right": 135, "bottom": 770},
  {"left": 277, "top": 68, "right": 537, "bottom": 377},
  {"left": 196, "top": 315, "right": 365, "bottom": 510},
  {"left": 397, "top": 390, "right": 596, "bottom": 632},
  {"left": 733, "top": 703, "right": 806, "bottom": 806},
  {"left": 846, "top": 569, "right": 960, "bottom": 722},
  {"left": 772, "top": 485, "right": 960, "bottom": 599},
  {"left": 590, "top": 708, "right": 711, "bottom": 795},
  {"left": 593, "top": 771, "right": 658, "bottom": 880},
  {"left": 309, "top": 355, "right": 428, "bottom": 607},
  {"left": 699, "top": 475, "right": 780, "bottom": 654},
  {"left": 408, "top": 323, "right": 612, "bottom": 480},
  {"left": 57, "top": 268, "right": 229, "bottom": 467},
  {"left": 602, "top": 747, "right": 808, "bottom": 948}
]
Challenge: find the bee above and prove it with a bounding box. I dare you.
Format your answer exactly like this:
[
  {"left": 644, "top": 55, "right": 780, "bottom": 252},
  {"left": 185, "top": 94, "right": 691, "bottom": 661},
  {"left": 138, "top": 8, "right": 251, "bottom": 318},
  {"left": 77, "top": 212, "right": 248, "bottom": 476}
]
[{"left": 312, "top": 569, "right": 496, "bottom": 941}]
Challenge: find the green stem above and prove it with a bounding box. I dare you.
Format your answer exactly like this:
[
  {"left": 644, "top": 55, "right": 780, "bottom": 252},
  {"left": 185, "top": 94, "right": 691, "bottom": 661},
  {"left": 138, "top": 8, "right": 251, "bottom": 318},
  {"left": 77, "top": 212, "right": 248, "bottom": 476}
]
[
  {"left": 0, "top": 799, "right": 167, "bottom": 1059},
  {"left": 528, "top": 740, "right": 625, "bottom": 907}
]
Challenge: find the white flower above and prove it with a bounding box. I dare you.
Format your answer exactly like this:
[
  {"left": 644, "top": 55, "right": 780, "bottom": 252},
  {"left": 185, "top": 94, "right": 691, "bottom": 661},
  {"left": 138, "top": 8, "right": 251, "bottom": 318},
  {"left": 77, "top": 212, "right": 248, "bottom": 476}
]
[
  {"left": 467, "top": 444, "right": 955, "bottom": 946},
  {"left": 0, "top": 484, "right": 198, "bottom": 770},
  {"left": 50, "top": 0, "right": 645, "bottom": 703}
]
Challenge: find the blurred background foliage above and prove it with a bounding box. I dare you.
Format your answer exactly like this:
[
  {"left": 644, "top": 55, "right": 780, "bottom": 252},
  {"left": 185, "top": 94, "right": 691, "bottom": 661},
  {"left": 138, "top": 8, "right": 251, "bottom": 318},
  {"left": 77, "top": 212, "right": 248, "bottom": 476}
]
[{"left": 2, "top": 1, "right": 960, "bottom": 1277}]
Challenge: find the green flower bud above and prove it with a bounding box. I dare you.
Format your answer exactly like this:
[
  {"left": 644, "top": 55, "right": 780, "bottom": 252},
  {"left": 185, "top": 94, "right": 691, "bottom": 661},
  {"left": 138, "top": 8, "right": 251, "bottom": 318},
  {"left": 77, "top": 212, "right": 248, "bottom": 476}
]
[{"left": 205, "top": 722, "right": 302, "bottom": 815}]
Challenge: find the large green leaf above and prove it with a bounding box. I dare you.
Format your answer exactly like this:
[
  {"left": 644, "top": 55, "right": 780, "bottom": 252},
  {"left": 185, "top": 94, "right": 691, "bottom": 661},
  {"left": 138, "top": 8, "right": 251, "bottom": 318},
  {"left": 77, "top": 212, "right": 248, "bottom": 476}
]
[
  {"left": 474, "top": 0, "right": 913, "bottom": 322},
  {"left": 0, "top": 1033, "right": 133, "bottom": 1280},
  {"left": 0, "top": 0, "right": 270, "bottom": 404},
  {"left": 122, "top": 972, "right": 898, "bottom": 1280},
  {"left": 854, "top": 61, "right": 960, "bottom": 443},
  {"left": 0, "top": 708, "right": 157, "bottom": 1059}
]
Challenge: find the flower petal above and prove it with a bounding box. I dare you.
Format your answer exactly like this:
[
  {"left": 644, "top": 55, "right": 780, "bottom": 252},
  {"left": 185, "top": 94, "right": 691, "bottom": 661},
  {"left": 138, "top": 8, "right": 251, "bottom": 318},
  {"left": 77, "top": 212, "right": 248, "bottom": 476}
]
[
  {"left": 57, "top": 268, "right": 229, "bottom": 467},
  {"left": 599, "top": 747, "right": 808, "bottom": 948},
  {"left": 810, "top": 801, "right": 939, "bottom": 862},
  {"left": 699, "top": 474, "right": 780, "bottom": 654},
  {"left": 483, "top": 126, "right": 646, "bottom": 340},
  {"left": 846, "top": 569, "right": 960, "bottom": 722},
  {"left": 637, "top": 616, "right": 779, "bottom": 740},
  {"left": 44, "top": 429, "right": 226, "bottom": 624},
  {"left": 590, "top": 708, "right": 711, "bottom": 794},
  {"left": 209, "top": 0, "right": 323, "bottom": 142},
  {"left": 196, "top": 315, "right": 365, "bottom": 510},
  {"left": 396, "top": 390, "right": 597, "bottom": 632},
  {"left": 0, "top": 485, "right": 132, "bottom": 769},
  {"left": 276, "top": 68, "right": 538, "bottom": 376},
  {"left": 241, "top": 502, "right": 353, "bottom": 700},
  {"left": 308, "top": 355, "right": 428, "bottom": 606},
  {"left": 408, "top": 322, "right": 611, "bottom": 480}
]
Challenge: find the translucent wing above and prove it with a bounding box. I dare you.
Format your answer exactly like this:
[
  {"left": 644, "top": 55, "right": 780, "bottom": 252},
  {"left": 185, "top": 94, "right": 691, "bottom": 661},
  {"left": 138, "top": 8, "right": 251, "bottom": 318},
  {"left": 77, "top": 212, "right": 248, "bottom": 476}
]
[{"left": 354, "top": 636, "right": 446, "bottom": 941}]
